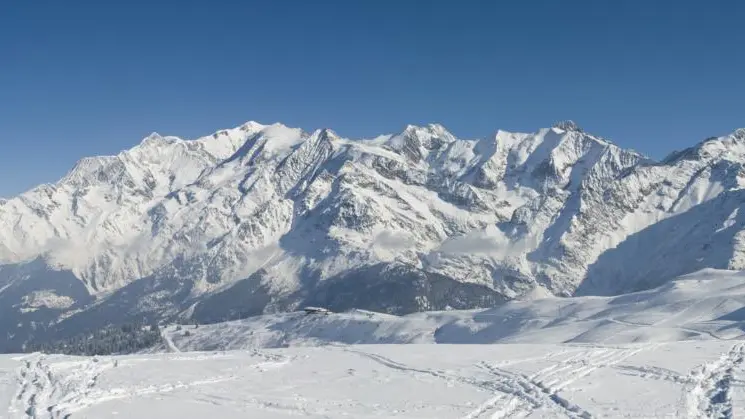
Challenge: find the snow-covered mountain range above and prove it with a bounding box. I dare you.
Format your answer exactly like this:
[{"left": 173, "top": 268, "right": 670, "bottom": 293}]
[{"left": 1, "top": 120, "right": 744, "bottom": 351}]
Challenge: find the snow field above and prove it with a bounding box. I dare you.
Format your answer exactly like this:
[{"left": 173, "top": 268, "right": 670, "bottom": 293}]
[{"left": 2, "top": 342, "right": 745, "bottom": 418}]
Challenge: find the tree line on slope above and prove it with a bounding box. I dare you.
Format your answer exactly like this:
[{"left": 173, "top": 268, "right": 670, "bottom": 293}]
[{"left": 25, "top": 321, "right": 162, "bottom": 356}]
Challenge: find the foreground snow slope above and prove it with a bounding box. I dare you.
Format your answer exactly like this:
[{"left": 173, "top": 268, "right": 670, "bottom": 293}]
[
  {"left": 3, "top": 341, "right": 745, "bottom": 418},
  {"left": 165, "top": 269, "right": 745, "bottom": 351},
  {"left": 4, "top": 270, "right": 745, "bottom": 418}
]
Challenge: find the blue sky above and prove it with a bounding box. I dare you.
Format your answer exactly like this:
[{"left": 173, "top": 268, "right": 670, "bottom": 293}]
[{"left": 1, "top": 1, "right": 743, "bottom": 197}]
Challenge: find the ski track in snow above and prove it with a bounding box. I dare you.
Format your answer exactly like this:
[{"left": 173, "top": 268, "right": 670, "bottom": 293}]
[
  {"left": 10, "top": 355, "right": 116, "bottom": 419},
  {"left": 343, "top": 344, "right": 657, "bottom": 419},
  {"left": 6, "top": 341, "right": 745, "bottom": 418},
  {"left": 464, "top": 345, "right": 656, "bottom": 418},
  {"left": 341, "top": 347, "right": 495, "bottom": 394},
  {"left": 7, "top": 353, "right": 289, "bottom": 419},
  {"left": 161, "top": 327, "right": 182, "bottom": 353},
  {"left": 685, "top": 342, "right": 745, "bottom": 419},
  {"left": 613, "top": 364, "right": 694, "bottom": 384},
  {"left": 607, "top": 318, "right": 729, "bottom": 341}
]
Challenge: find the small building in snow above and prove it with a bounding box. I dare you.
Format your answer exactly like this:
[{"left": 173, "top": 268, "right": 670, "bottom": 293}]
[{"left": 302, "top": 306, "right": 332, "bottom": 315}]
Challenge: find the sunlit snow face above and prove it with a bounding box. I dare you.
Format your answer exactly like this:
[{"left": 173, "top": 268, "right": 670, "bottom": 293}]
[{"left": 2, "top": 120, "right": 745, "bottom": 354}]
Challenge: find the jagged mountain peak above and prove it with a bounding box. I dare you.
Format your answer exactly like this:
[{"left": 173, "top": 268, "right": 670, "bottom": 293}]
[
  {"left": 316, "top": 127, "right": 342, "bottom": 141},
  {"left": 51, "top": 123, "right": 281, "bottom": 194},
  {"left": 662, "top": 128, "right": 745, "bottom": 165},
  {"left": 141, "top": 131, "right": 165, "bottom": 143},
  {"left": 402, "top": 123, "right": 453, "bottom": 137},
  {"left": 239, "top": 120, "right": 268, "bottom": 132},
  {"left": 543, "top": 122, "right": 637, "bottom": 157},
  {"left": 552, "top": 120, "right": 582, "bottom": 132},
  {"left": 3, "top": 118, "right": 745, "bottom": 352},
  {"left": 384, "top": 123, "right": 459, "bottom": 161}
]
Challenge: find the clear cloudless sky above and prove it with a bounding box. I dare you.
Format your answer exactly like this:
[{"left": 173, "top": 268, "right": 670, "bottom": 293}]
[{"left": 1, "top": 0, "right": 744, "bottom": 196}]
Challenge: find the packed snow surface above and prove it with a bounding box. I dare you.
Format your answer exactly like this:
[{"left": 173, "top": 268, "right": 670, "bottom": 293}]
[{"left": 3, "top": 342, "right": 745, "bottom": 418}]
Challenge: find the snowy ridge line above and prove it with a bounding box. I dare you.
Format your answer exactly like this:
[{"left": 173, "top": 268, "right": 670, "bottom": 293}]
[
  {"left": 4, "top": 118, "right": 745, "bottom": 352},
  {"left": 164, "top": 271, "right": 745, "bottom": 353},
  {"left": 606, "top": 317, "right": 734, "bottom": 341}
]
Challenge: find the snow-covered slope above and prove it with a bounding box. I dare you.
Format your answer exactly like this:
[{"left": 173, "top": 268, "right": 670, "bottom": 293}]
[
  {"left": 4, "top": 341, "right": 745, "bottom": 418},
  {"left": 4, "top": 270, "right": 745, "bottom": 417},
  {"left": 163, "top": 269, "right": 745, "bottom": 351},
  {"left": 1, "top": 120, "right": 745, "bottom": 351}
]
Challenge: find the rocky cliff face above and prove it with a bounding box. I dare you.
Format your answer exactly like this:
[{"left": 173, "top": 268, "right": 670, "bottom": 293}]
[{"left": 1, "top": 120, "right": 744, "bottom": 351}]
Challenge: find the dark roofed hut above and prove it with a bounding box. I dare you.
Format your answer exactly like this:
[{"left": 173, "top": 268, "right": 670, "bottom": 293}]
[{"left": 303, "top": 306, "right": 331, "bottom": 315}]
